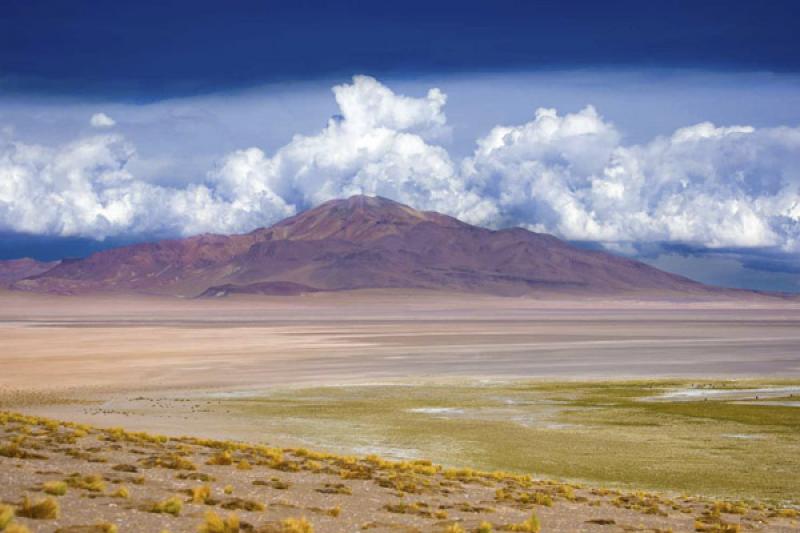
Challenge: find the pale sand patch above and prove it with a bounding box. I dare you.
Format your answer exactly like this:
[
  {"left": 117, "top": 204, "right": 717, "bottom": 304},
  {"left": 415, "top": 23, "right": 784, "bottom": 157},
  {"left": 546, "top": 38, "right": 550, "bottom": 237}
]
[{"left": 2, "top": 289, "right": 800, "bottom": 396}]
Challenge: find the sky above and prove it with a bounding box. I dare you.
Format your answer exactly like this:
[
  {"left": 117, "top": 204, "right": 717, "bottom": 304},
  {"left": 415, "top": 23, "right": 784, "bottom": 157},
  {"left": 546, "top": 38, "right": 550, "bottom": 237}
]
[{"left": 1, "top": 0, "right": 799, "bottom": 292}]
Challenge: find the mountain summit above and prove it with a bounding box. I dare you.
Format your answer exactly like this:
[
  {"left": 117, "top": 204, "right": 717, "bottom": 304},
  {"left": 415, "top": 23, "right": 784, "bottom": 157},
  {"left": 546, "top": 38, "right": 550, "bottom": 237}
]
[{"left": 9, "top": 195, "right": 762, "bottom": 298}]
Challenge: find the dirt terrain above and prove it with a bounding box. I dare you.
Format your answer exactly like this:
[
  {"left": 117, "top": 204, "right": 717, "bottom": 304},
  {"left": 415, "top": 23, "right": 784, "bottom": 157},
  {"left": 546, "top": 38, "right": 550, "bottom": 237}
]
[
  {"left": 2, "top": 292, "right": 800, "bottom": 531},
  {"left": 2, "top": 411, "right": 798, "bottom": 532}
]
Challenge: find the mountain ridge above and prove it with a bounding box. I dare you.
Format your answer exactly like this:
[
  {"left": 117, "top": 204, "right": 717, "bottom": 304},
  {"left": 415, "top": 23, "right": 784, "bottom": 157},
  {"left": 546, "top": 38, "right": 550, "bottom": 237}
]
[{"left": 7, "top": 195, "right": 786, "bottom": 300}]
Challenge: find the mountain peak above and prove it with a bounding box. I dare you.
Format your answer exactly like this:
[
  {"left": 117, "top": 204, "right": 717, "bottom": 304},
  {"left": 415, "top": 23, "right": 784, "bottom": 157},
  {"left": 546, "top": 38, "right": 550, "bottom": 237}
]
[{"left": 264, "top": 194, "right": 465, "bottom": 242}]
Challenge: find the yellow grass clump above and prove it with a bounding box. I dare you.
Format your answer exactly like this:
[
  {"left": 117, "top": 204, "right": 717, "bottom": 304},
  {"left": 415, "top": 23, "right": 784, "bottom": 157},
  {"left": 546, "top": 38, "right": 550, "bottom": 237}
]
[
  {"left": 207, "top": 451, "right": 234, "bottom": 466},
  {"left": 504, "top": 512, "right": 541, "bottom": 533},
  {"left": 236, "top": 460, "right": 252, "bottom": 470},
  {"left": 477, "top": 522, "right": 494, "bottom": 533},
  {"left": 66, "top": 474, "right": 106, "bottom": 492},
  {"left": 223, "top": 485, "right": 233, "bottom": 495},
  {"left": 0, "top": 504, "right": 15, "bottom": 530},
  {"left": 4, "top": 525, "right": 32, "bottom": 533},
  {"left": 191, "top": 485, "right": 212, "bottom": 504},
  {"left": 150, "top": 496, "right": 184, "bottom": 516},
  {"left": 111, "top": 486, "right": 130, "bottom": 499},
  {"left": 279, "top": 518, "right": 313, "bottom": 533},
  {"left": 531, "top": 492, "right": 553, "bottom": 507},
  {"left": 444, "top": 524, "right": 465, "bottom": 533},
  {"left": 198, "top": 511, "right": 240, "bottom": 533},
  {"left": 18, "top": 495, "right": 60, "bottom": 519},
  {"left": 42, "top": 481, "right": 67, "bottom": 496}
]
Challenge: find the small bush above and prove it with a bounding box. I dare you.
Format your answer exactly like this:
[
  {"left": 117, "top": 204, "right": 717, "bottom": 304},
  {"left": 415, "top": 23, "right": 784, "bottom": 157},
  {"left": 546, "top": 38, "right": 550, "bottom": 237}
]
[
  {"left": 18, "top": 496, "right": 60, "bottom": 519},
  {"left": 477, "top": 522, "right": 494, "bottom": 533},
  {"left": 531, "top": 492, "right": 553, "bottom": 507},
  {"left": 207, "top": 451, "right": 233, "bottom": 466},
  {"left": 66, "top": 474, "right": 105, "bottom": 492},
  {"left": 150, "top": 496, "right": 183, "bottom": 516},
  {"left": 0, "top": 444, "right": 46, "bottom": 460},
  {"left": 0, "top": 504, "right": 14, "bottom": 529},
  {"left": 504, "top": 512, "right": 541, "bottom": 533},
  {"left": 236, "top": 460, "right": 252, "bottom": 471},
  {"left": 111, "top": 486, "right": 130, "bottom": 499},
  {"left": 191, "top": 485, "right": 212, "bottom": 504},
  {"left": 280, "top": 518, "right": 313, "bottom": 533},
  {"left": 198, "top": 511, "right": 240, "bottom": 533},
  {"left": 42, "top": 481, "right": 68, "bottom": 496},
  {"left": 223, "top": 485, "right": 233, "bottom": 495},
  {"left": 4, "top": 525, "right": 32, "bottom": 533},
  {"left": 444, "top": 524, "right": 464, "bottom": 533}
]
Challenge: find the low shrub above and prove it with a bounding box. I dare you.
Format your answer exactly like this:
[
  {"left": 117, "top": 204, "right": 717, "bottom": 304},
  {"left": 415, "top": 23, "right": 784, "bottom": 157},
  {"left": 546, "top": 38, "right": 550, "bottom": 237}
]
[
  {"left": 42, "top": 481, "right": 67, "bottom": 496},
  {"left": 18, "top": 496, "right": 60, "bottom": 519},
  {"left": 150, "top": 496, "right": 183, "bottom": 516}
]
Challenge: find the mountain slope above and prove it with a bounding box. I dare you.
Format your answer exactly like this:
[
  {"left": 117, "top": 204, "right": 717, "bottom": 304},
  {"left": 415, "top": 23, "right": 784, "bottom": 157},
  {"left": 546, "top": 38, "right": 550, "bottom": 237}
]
[
  {"left": 10, "top": 195, "right": 763, "bottom": 298},
  {"left": 0, "top": 258, "right": 59, "bottom": 287}
]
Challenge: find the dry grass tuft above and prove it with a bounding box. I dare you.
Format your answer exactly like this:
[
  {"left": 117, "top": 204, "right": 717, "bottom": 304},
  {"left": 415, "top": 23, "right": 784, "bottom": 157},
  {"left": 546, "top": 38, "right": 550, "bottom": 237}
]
[
  {"left": 198, "top": 511, "right": 240, "bottom": 533},
  {"left": 207, "top": 451, "right": 233, "bottom": 466},
  {"left": 279, "top": 517, "right": 313, "bottom": 533},
  {"left": 42, "top": 480, "right": 68, "bottom": 496},
  {"left": 54, "top": 522, "right": 118, "bottom": 532},
  {"left": 4, "top": 525, "right": 32, "bottom": 533},
  {"left": 150, "top": 496, "right": 183, "bottom": 516},
  {"left": 0, "top": 443, "right": 46, "bottom": 460},
  {"left": 477, "top": 522, "right": 494, "bottom": 533},
  {"left": 190, "top": 485, "right": 212, "bottom": 504},
  {"left": 503, "top": 512, "right": 541, "bottom": 532},
  {"left": 0, "top": 504, "right": 15, "bottom": 530},
  {"left": 111, "top": 486, "right": 130, "bottom": 499},
  {"left": 18, "top": 495, "right": 60, "bottom": 520},
  {"left": 66, "top": 474, "right": 106, "bottom": 492}
]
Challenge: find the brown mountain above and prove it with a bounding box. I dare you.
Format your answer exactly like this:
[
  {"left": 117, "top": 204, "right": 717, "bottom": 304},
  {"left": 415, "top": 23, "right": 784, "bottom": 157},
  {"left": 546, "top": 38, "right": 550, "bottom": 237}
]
[
  {"left": 9, "top": 195, "right": 773, "bottom": 299},
  {"left": 0, "top": 258, "right": 59, "bottom": 287}
]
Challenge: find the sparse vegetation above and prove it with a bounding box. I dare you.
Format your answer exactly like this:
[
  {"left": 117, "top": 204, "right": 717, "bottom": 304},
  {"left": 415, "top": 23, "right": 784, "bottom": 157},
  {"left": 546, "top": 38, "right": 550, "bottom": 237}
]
[
  {"left": 66, "top": 473, "right": 106, "bottom": 492},
  {"left": 17, "top": 495, "right": 60, "bottom": 519},
  {"left": 278, "top": 517, "right": 313, "bottom": 533},
  {"left": 42, "top": 480, "right": 68, "bottom": 496},
  {"left": 0, "top": 504, "right": 14, "bottom": 530},
  {"left": 220, "top": 497, "right": 264, "bottom": 512},
  {"left": 198, "top": 511, "right": 240, "bottom": 533},
  {"left": 190, "top": 485, "right": 212, "bottom": 504},
  {"left": 504, "top": 512, "right": 541, "bottom": 533},
  {"left": 207, "top": 451, "right": 233, "bottom": 466},
  {"left": 111, "top": 485, "right": 130, "bottom": 499},
  {"left": 150, "top": 495, "right": 184, "bottom": 516},
  {"left": 1, "top": 383, "right": 799, "bottom": 533}
]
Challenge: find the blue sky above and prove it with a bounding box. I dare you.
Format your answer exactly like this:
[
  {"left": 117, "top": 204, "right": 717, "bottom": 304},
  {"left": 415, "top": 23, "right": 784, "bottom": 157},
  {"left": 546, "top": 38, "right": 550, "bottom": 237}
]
[{"left": 1, "top": 1, "right": 799, "bottom": 291}]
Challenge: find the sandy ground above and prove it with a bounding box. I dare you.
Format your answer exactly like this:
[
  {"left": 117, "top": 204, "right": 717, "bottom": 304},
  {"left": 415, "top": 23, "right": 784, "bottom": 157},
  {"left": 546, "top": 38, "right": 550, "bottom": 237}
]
[
  {"left": 2, "top": 291, "right": 800, "bottom": 531},
  {"left": 3, "top": 411, "right": 798, "bottom": 533},
  {"left": 1, "top": 290, "right": 800, "bottom": 394}
]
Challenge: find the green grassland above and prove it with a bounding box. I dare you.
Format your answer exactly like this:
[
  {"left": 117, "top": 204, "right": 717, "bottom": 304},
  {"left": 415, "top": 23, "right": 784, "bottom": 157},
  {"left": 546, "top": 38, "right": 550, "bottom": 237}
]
[{"left": 217, "top": 380, "right": 800, "bottom": 504}]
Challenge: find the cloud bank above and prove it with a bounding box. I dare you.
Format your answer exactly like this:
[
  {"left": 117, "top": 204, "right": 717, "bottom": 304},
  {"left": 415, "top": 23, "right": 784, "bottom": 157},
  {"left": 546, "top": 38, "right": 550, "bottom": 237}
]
[{"left": 1, "top": 75, "right": 799, "bottom": 253}]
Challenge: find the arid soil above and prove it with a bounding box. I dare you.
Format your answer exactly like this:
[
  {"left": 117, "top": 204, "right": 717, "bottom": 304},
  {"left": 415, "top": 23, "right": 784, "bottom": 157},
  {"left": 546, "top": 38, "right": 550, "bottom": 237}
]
[
  {"left": 2, "top": 291, "right": 800, "bottom": 532},
  {"left": 1, "top": 290, "right": 800, "bottom": 392},
  {"left": 2, "top": 411, "right": 799, "bottom": 532}
]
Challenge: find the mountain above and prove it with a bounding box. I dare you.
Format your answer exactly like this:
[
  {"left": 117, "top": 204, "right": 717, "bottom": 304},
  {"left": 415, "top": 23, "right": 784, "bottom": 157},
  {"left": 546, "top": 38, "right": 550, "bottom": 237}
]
[
  {"left": 9, "top": 195, "right": 772, "bottom": 299},
  {"left": 0, "top": 258, "right": 59, "bottom": 287}
]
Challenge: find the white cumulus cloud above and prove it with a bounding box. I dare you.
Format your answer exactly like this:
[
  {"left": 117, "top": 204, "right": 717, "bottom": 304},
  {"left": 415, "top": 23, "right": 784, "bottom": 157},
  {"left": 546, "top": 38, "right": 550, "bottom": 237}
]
[
  {"left": 89, "top": 112, "right": 116, "bottom": 128},
  {"left": 1, "top": 75, "right": 799, "bottom": 254}
]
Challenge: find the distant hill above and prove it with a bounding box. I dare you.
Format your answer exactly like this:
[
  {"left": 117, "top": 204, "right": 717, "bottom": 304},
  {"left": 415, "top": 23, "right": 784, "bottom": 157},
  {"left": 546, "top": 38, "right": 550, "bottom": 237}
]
[
  {"left": 0, "top": 258, "right": 59, "bottom": 287},
  {"left": 7, "top": 195, "right": 784, "bottom": 300}
]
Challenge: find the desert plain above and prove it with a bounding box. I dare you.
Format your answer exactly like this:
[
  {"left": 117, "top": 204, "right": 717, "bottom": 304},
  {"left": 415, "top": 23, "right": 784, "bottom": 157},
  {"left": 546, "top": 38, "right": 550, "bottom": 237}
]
[{"left": 1, "top": 289, "right": 800, "bottom": 532}]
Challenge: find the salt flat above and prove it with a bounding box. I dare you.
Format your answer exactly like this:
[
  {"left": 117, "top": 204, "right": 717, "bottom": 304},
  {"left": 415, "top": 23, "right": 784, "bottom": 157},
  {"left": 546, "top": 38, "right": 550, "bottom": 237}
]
[{"left": 1, "top": 290, "right": 799, "bottom": 394}]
